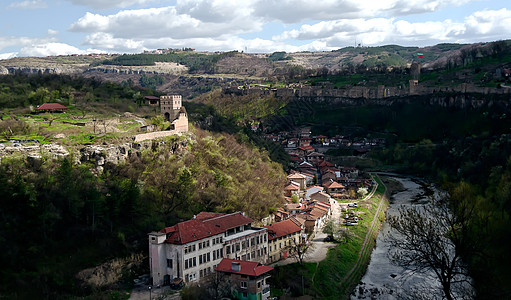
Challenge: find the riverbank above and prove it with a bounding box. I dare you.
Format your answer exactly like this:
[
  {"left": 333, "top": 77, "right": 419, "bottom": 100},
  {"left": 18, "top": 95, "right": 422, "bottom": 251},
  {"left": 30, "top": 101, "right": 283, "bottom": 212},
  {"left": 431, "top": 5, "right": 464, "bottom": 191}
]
[{"left": 270, "top": 174, "right": 391, "bottom": 299}]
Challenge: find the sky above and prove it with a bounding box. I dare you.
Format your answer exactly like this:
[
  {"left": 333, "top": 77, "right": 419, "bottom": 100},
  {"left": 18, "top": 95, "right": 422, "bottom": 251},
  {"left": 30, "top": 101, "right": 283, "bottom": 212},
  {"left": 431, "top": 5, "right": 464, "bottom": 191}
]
[{"left": 0, "top": 0, "right": 510, "bottom": 59}]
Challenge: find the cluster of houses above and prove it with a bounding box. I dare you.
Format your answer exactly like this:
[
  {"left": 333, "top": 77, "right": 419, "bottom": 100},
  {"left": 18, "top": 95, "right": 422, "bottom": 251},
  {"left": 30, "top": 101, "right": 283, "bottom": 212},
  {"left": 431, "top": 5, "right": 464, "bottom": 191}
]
[{"left": 263, "top": 127, "right": 386, "bottom": 153}]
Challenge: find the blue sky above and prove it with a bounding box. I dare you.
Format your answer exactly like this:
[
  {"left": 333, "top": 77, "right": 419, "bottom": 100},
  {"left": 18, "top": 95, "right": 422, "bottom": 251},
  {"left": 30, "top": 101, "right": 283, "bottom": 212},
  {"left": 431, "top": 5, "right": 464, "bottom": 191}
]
[{"left": 1, "top": 0, "right": 510, "bottom": 59}]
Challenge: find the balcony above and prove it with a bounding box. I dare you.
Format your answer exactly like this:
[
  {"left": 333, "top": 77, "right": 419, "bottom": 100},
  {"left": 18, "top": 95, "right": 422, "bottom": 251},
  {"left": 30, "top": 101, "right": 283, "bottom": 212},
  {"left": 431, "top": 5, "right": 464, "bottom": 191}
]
[{"left": 262, "top": 284, "right": 271, "bottom": 300}]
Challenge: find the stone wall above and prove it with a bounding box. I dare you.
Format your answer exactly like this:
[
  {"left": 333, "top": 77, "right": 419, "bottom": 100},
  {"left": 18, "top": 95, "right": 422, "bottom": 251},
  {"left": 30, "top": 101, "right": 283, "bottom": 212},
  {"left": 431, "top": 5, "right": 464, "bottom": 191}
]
[{"left": 133, "top": 130, "right": 182, "bottom": 142}]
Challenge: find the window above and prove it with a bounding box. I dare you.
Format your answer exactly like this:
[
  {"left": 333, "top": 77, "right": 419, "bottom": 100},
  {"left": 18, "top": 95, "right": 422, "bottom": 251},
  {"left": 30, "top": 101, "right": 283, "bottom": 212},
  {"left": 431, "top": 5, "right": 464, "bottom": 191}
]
[
  {"left": 167, "top": 259, "right": 173, "bottom": 268},
  {"left": 264, "top": 235, "right": 267, "bottom": 242},
  {"left": 226, "top": 246, "right": 231, "bottom": 254},
  {"left": 199, "top": 255, "right": 203, "bottom": 264},
  {"left": 207, "top": 252, "right": 210, "bottom": 262},
  {"left": 213, "top": 251, "right": 216, "bottom": 260},
  {"left": 193, "top": 257, "right": 196, "bottom": 267},
  {"left": 251, "top": 237, "right": 255, "bottom": 246},
  {"left": 185, "top": 260, "right": 188, "bottom": 269},
  {"left": 257, "top": 281, "right": 261, "bottom": 289},
  {"left": 240, "top": 281, "right": 248, "bottom": 289}
]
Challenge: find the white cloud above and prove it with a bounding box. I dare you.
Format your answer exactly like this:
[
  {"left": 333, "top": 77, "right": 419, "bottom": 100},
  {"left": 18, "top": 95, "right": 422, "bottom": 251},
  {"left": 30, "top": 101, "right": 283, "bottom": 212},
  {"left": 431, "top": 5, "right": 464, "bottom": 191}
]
[
  {"left": 64, "top": 0, "right": 158, "bottom": 10},
  {"left": 47, "top": 29, "right": 59, "bottom": 35},
  {"left": 0, "top": 52, "right": 18, "bottom": 60},
  {"left": 18, "top": 42, "right": 85, "bottom": 57},
  {"left": 0, "top": 36, "right": 56, "bottom": 51},
  {"left": 272, "top": 8, "right": 511, "bottom": 49},
  {"left": 8, "top": 0, "right": 47, "bottom": 9},
  {"left": 69, "top": 5, "right": 262, "bottom": 42},
  {"left": 251, "top": 0, "right": 474, "bottom": 23}
]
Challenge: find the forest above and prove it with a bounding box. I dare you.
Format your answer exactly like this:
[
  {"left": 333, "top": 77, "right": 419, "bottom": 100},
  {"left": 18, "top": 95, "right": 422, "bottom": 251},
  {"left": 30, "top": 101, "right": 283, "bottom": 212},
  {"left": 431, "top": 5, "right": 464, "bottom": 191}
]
[{"left": 0, "top": 129, "right": 286, "bottom": 299}]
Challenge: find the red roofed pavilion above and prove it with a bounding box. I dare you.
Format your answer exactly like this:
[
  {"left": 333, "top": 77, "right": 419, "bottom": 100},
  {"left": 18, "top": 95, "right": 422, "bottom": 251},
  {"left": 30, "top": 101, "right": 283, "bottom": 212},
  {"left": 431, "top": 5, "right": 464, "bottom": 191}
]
[{"left": 35, "top": 103, "right": 68, "bottom": 113}]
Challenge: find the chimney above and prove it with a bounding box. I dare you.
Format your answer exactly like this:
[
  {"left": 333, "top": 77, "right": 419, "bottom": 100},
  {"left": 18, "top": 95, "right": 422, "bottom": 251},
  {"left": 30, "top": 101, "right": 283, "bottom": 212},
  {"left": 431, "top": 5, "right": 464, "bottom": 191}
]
[{"left": 232, "top": 262, "right": 241, "bottom": 272}]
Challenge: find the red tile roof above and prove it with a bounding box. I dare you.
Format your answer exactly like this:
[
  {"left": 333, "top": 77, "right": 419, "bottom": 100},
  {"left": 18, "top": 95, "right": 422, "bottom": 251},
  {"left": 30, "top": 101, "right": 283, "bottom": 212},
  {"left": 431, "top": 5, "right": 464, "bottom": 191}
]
[
  {"left": 195, "top": 212, "right": 225, "bottom": 220},
  {"left": 35, "top": 103, "right": 69, "bottom": 110},
  {"left": 161, "top": 212, "right": 252, "bottom": 244},
  {"left": 216, "top": 258, "right": 273, "bottom": 277},
  {"left": 284, "top": 183, "right": 299, "bottom": 191},
  {"left": 264, "top": 219, "right": 302, "bottom": 241},
  {"left": 297, "top": 145, "right": 314, "bottom": 152},
  {"left": 317, "top": 160, "right": 334, "bottom": 168}
]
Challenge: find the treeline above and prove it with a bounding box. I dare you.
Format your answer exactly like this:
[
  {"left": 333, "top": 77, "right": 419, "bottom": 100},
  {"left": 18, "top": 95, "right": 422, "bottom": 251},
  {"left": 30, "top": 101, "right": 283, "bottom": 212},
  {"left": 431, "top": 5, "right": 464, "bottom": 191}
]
[
  {"left": 94, "top": 51, "right": 240, "bottom": 73},
  {"left": 0, "top": 129, "right": 286, "bottom": 298},
  {"left": 0, "top": 72, "right": 150, "bottom": 109}
]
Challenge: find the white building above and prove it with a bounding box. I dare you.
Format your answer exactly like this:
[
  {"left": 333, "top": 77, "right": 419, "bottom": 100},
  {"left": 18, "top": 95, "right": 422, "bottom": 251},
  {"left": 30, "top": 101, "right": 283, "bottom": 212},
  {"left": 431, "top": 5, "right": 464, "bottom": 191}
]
[{"left": 148, "top": 212, "right": 268, "bottom": 286}]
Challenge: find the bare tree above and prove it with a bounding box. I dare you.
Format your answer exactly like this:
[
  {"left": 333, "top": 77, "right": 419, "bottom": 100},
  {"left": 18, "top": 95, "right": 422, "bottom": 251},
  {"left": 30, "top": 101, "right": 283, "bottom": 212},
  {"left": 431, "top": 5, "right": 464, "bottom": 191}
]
[
  {"left": 288, "top": 236, "right": 315, "bottom": 265},
  {"left": 386, "top": 196, "right": 475, "bottom": 300}
]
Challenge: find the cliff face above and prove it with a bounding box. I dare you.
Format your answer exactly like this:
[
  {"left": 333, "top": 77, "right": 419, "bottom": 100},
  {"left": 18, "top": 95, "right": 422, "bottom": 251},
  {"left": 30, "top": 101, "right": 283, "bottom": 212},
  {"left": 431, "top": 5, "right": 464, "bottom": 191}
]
[
  {"left": 0, "top": 137, "right": 188, "bottom": 172},
  {"left": 227, "top": 84, "right": 511, "bottom": 110}
]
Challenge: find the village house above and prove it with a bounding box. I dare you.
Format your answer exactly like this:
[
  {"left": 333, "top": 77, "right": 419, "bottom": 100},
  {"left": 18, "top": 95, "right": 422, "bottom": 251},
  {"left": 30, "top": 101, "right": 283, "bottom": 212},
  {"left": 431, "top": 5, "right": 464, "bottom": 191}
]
[
  {"left": 305, "top": 185, "right": 324, "bottom": 200},
  {"left": 299, "top": 137, "right": 312, "bottom": 147},
  {"left": 284, "top": 182, "right": 300, "bottom": 198},
  {"left": 215, "top": 258, "right": 272, "bottom": 300},
  {"left": 144, "top": 95, "right": 160, "bottom": 106},
  {"left": 264, "top": 219, "right": 304, "bottom": 263},
  {"left": 287, "top": 173, "right": 307, "bottom": 190},
  {"left": 295, "top": 145, "right": 315, "bottom": 156},
  {"left": 34, "top": 102, "right": 68, "bottom": 113},
  {"left": 323, "top": 179, "right": 346, "bottom": 195},
  {"left": 148, "top": 212, "right": 268, "bottom": 286},
  {"left": 310, "top": 191, "right": 331, "bottom": 204},
  {"left": 305, "top": 151, "right": 324, "bottom": 162}
]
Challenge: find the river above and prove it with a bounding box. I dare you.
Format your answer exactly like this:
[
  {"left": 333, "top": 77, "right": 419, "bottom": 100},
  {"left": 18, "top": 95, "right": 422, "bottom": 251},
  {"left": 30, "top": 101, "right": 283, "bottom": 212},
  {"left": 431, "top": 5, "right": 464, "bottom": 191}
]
[{"left": 351, "top": 176, "right": 472, "bottom": 300}]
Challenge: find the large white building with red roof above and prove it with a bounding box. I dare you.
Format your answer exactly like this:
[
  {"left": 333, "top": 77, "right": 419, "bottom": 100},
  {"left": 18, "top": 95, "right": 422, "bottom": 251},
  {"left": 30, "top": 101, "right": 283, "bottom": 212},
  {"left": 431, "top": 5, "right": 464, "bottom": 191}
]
[{"left": 148, "top": 212, "right": 268, "bottom": 286}]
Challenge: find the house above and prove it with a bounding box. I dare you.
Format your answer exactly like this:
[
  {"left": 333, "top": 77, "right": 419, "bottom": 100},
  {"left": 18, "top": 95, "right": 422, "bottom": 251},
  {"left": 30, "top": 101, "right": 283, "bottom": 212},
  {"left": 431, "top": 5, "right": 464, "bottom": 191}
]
[
  {"left": 284, "top": 182, "right": 300, "bottom": 197},
  {"left": 215, "top": 258, "right": 272, "bottom": 300},
  {"left": 322, "top": 169, "right": 337, "bottom": 182},
  {"left": 340, "top": 167, "right": 359, "bottom": 178},
  {"left": 144, "top": 95, "right": 160, "bottom": 106},
  {"left": 284, "top": 203, "right": 305, "bottom": 215},
  {"left": 323, "top": 180, "right": 346, "bottom": 195},
  {"left": 299, "top": 127, "right": 311, "bottom": 137},
  {"left": 305, "top": 151, "right": 324, "bottom": 162},
  {"left": 294, "top": 214, "right": 319, "bottom": 234},
  {"left": 305, "top": 185, "right": 324, "bottom": 200},
  {"left": 287, "top": 138, "right": 299, "bottom": 148},
  {"left": 287, "top": 173, "right": 307, "bottom": 190},
  {"left": 296, "top": 145, "right": 315, "bottom": 156},
  {"left": 264, "top": 219, "right": 304, "bottom": 263},
  {"left": 299, "top": 137, "right": 312, "bottom": 147},
  {"left": 310, "top": 191, "right": 331, "bottom": 204},
  {"left": 148, "top": 212, "right": 268, "bottom": 286},
  {"left": 34, "top": 102, "right": 68, "bottom": 113}
]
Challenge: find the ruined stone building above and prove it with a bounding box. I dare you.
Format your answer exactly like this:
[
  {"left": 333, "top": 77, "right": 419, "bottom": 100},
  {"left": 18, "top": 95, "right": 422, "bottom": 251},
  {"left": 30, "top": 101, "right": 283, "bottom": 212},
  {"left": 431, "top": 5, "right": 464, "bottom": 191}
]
[{"left": 160, "top": 95, "right": 188, "bottom": 133}]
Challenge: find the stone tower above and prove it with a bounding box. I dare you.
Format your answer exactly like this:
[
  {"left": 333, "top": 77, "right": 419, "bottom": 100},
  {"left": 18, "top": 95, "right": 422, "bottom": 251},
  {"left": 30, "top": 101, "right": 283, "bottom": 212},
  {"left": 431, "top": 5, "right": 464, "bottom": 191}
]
[{"left": 160, "top": 95, "right": 182, "bottom": 122}]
